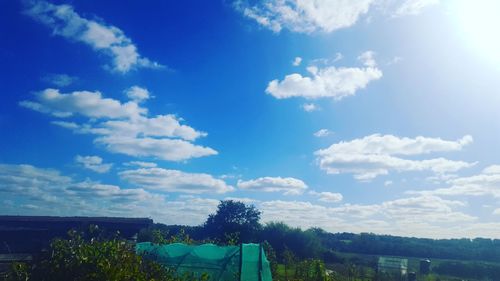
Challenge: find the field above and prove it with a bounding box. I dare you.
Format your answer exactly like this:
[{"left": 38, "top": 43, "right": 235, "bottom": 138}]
[{"left": 321, "top": 251, "right": 500, "bottom": 281}]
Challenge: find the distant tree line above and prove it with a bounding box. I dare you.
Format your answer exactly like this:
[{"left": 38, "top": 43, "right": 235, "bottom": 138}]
[{"left": 139, "top": 200, "right": 500, "bottom": 264}]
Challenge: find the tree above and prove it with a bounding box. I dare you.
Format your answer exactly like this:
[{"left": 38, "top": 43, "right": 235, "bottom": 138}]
[{"left": 203, "top": 200, "right": 261, "bottom": 243}]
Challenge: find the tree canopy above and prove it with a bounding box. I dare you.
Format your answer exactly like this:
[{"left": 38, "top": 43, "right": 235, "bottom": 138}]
[{"left": 203, "top": 200, "right": 261, "bottom": 243}]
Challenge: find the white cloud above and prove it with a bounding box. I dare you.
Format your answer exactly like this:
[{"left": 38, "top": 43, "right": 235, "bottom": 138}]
[
  {"left": 94, "top": 136, "right": 216, "bottom": 161},
  {"left": 311, "top": 53, "right": 344, "bottom": 65},
  {"left": 384, "top": 180, "right": 393, "bottom": 186},
  {"left": 258, "top": 195, "right": 481, "bottom": 238},
  {"left": 358, "top": 50, "right": 377, "bottom": 67},
  {"left": 51, "top": 121, "right": 79, "bottom": 129},
  {"left": 91, "top": 114, "right": 207, "bottom": 141},
  {"left": 0, "top": 163, "right": 221, "bottom": 225},
  {"left": 314, "top": 129, "right": 331, "bottom": 137},
  {"left": 237, "top": 176, "right": 307, "bottom": 195},
  {"left": 0, "top": 163, "right": 157, "bottom": 214},
  {"left": 482, "top": 165, "right": 500, "bottom": 175},
  {"left": 238, "top": 0, "right": 375, "bottom": 33},
  {"left": 41, "top": 73, "right": 78, "bottom": 87},
  {"left": 292, "top": 56, "right": 302, "bottom": 66},
  {"left": 266, "top": 52, "right": 382, "bottom": 100},
  {"left": 411, "top": 165, "right": 500, "bottom": 198},
  {"left": 315, "top": 134, "right": 474, "bottom": 180},
  {"left": 20, "top": 88, "right": 145, "bottom": 119},
  {"left": 25, "top": 1, "right": 163, "bottom": 73},
  {"left": 387, "top": 56, "right": 403, "bottom": 65},
  {"left": 22, "top": 88, "right": 216, "bottom": 162},
  {"left": 393, "top": 0, "right": 440, "bottom": 17},
  {"left": 223, "top": 197, "right": 260, "bottom": 204},
  {"left": 2, "top": 163, "right": 500, "bottom": 238},
  {"left": 75, "top": 155, "right": 112, "bottom": 173},
  {"left": 123, "top": 161, "right": 158, "bottom": 168},
  {"left": 119, "top": 167, "right": 234, "bottom": 194},
  {"left": 302, "top": 103, "right": 318, "bottom": 112},
  {"left": 309, "top": 191, "right": 343, "bottom": 203},
  {"left": 125, "top": 86, "right": 150, "bottom": 102}
]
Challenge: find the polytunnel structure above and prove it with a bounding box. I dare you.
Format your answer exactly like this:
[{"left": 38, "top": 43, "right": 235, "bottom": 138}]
[{"left": 136, "top": 242, "right": 273, "bottom": 281}]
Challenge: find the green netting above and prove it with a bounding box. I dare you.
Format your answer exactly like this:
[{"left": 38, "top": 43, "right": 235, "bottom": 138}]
[{"left": 136, "top": 242, "right": 272, "bottom": 281}]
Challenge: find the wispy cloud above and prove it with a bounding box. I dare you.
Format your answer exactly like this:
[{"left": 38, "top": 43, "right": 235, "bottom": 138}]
[
  {"left": 123, "top": 161, "right": 158, "bottom": 168},
  {"left": 393, "top": 0, "right": 440, "bottom": 17},
  {"left": 25, "top": 0, "right": 163, "bottom": 73},
  {"left": 409, "top": 164, "right": 500, "bottom": 198},
  {"left": 314, "top": 129, "right": 331, "bottom": 138},
  {"left": 302, "top": 103, "right": 318, "bottom": 112},
  {"left": 41, "top": 73, "right": 78, "bottom": 87},
  {"left": 237, "top": 0, "right": 375, "bottom": 33}
]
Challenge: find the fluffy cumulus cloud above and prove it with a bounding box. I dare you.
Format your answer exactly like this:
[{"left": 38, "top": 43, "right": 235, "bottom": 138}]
[
  {"left": 75, "top": 155, "right": 112, "bottom": 173},
  {"left": 315, "top": 134, "right": 475, "bottom": 180},
  {"left": 25, "top": 1, "right": 162, "bottom": 73},
  {"left": 237, "top": 0, "right": 375, "bottom": 33},
  {"left": 21, "top": 88, "right": 217, "bottom": 161},
  {"left": 119, "top": 167, "right": 234, "bottom": 194},
  {"left": 411, "top": 164, "right": 500, "bottom": 198},
  {"left": 237, "top": 176, "right": 307, "bottom": 195},
  {"left": 125, "top": 86, "right": 151, "bottom": 102},
  {"left": 266, "top": 52, "right": 382, "bottom": 100},
  {"left": 309, "top": 191, "right": 343, "bottom": 203}
]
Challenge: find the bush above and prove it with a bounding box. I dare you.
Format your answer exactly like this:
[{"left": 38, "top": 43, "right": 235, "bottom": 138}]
[{"left": 4, "top": 228, "right": 190, "bottom": 281}]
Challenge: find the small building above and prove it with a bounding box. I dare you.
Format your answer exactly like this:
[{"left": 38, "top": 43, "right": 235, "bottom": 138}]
[
  {"left": 420, "top": 259, "right": 431, "bottom": 274},
  {"left": 377, "top": 257, "right": 408, "bottom": 281},
  {"left": 0, "top": 216, "right": 153, "bottom": 254}
]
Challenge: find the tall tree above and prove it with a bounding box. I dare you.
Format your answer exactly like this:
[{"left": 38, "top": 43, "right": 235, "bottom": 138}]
[{"left": 203, "top": 200, "right": 261, "bottom": 243}]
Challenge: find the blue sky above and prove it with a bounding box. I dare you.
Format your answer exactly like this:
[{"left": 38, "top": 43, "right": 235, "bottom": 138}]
[{"left": 1, "top": 0, "right": 500, "bottom": 238}]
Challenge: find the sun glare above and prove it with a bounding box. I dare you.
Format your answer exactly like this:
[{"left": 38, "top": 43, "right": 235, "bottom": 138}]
[{"left": 453, "top": 0, "right": 500, "bottom": 62}]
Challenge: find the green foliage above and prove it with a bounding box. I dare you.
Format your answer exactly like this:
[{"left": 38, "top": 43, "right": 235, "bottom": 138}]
[
  {"left": 262, "top": 241, "right": 278, "bottom": 278},
  {"left": 275, "top": 259, "right": 332, "bottom": 281},
  {"left": 260, "top": 222, "right": 323, "bottom": 261},
  {"left": 203, "top": 200, "right": 261, "bottom": 243},
  {"left": 432, "top": 260, "right": 500, "bottom": 280},
  {"left": 4, "top": 228, "right": 190, "bottom": 281},
  {"left": 138, "top": 228, "right": 195, "bottom": 245}
]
